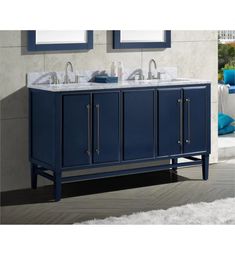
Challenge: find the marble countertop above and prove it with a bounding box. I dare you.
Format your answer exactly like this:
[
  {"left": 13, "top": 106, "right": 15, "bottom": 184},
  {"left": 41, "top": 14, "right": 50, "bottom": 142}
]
[{"left": 27, "top": 78, "right": 211, "bottom": 92}]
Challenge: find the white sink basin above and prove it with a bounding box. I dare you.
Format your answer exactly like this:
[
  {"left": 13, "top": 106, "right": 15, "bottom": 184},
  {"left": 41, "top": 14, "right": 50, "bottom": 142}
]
[
  {"left": 162, "top": 78, "right": 190, "bottom": 82},
  {"left": 129, "top": 78, "right": 190, "bottom": 84},
  {"left": 50, "top": 82, "right": 93, "bottom": 87}
]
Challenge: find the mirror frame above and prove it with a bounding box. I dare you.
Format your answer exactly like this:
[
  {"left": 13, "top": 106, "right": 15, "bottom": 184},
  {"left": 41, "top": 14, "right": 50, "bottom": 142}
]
[
  {"left": 27, "top": 30, "right": 93, "bottom": 51},
  {"left": 113, "top": 30, "right": 171, "bottom": 49}
]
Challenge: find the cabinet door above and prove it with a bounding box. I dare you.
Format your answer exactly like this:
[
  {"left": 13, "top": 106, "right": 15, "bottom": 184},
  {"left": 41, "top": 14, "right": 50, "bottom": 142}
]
[
  {"left": 183, "top": 86, "right": 207, "bottom": 153},
  {"left": 93, "top": 92, "right": 120, "bottom": 164},
  {"left": 158, "top": 88, "right": 182, "bottom": 156},
  {"left": 123, "top": 90, "right": 155, "bottom": 160},
  {"left": 62, "top": 94, "right": 91, "bottom": 167}
]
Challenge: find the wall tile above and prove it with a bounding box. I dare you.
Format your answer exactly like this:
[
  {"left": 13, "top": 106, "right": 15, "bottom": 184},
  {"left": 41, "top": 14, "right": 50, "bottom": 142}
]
[
  {"left": 0, "top": 30, "right": 25, "bottom": 47},
  {"left": 104, "top": 49, "right": 142, "bottom": 74},
  {"left": 142, "top": 41, "right": 217, "bottom": 80},
  {"left": 44, "top": 44, "right": 107, "bottom": 72},
  {"left": 0, "top": 47, "right": 44, "bottom": 100},
  {"left": 94, "top": 30, "right": 107, "bottom": 45},
  {"left": 171, "top": 30, "right": 218, "bottom": 42},
  {"left": 44, "top": 44, "right": 142, "bottom": 74}
]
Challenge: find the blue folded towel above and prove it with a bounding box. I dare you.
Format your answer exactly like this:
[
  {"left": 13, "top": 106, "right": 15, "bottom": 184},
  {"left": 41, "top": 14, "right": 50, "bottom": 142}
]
[{"left": 95, "top": 75, "right": 118, "bottom": 83}]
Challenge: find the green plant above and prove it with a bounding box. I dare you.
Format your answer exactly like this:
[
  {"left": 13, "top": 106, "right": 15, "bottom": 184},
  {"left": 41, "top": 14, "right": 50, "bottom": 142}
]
[
  {"left": 218, "top": 69, "right": 223, "bottom": 81},
  {"left": 223, "top": 64, "right": 235, "bottom": 69},
  {"left": 218, "top": 43, "right": 235, "bottom": 70}
]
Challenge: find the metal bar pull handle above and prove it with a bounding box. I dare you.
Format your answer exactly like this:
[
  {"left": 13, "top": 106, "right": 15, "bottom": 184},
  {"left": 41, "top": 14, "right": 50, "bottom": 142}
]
[
  {"left": 177, "top": 98, "right": 183, "bottom": 146},
  {"left": 185, "top": 98, "right": 191, "bottom": 144},
  {"left": 86, "top": 104, "right": 91, "bottom": 156},
  {"left": 95, "top": 104, "right": 100, "bottom": 155}
]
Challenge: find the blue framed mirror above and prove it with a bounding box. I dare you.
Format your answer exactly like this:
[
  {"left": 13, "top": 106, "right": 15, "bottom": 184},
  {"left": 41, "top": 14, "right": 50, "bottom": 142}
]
[
  {"left": 28, "top": 30, "right": 93, "bottom": 51},
  {"left": 113, "top": 30, "right": 171, "bottom": 49}
]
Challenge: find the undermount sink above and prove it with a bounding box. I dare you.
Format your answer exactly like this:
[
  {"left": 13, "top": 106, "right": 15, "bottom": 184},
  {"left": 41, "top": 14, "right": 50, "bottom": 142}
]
[
  {"left": 132, "top": 78, "right": 190, "bottom": 83},
  {"left": 166, "top": 78, "right": 190, "bottom": 82},
  {"left": 130, "top": 80, "right": 154, "bottom": 83},
  {"left": 154, "top": 78, "right": 190, "bottom": 82},
  {"left": 50, "top": 82, "right": 92, "bottom": 87}
]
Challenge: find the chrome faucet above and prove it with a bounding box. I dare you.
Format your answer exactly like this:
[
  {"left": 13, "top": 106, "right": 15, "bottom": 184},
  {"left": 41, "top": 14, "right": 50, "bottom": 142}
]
[
  {"left": 148, "top": 59, "right": 157, "bottom": 80},
  {"left": 64, "top": 61, "right": 74, "bottom": 84}
]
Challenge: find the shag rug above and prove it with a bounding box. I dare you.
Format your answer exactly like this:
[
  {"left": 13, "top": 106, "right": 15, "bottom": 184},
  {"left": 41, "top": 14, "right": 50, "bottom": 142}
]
[{"left": 80, "top": 198, "right": 235, "bottom": 224}]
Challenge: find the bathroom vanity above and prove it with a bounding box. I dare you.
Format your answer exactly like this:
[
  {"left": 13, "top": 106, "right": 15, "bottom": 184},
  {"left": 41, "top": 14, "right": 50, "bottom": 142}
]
[{"left": 28, "top": 79, "right": 211, "bottom": 201}]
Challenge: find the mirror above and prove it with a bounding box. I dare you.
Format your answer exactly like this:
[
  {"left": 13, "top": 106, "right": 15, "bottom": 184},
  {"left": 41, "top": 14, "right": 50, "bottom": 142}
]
[
  {"left": 113, "top": 30, "right": 171, "bottom": 49},
  {"left": 28, "top": 30, "right": 93, "bottom": 51}
]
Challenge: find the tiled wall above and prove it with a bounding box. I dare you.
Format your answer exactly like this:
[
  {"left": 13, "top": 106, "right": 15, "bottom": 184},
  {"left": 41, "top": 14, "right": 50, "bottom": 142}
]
[{"left": 0, "top": 30, "right": 218, "bottom": 191}]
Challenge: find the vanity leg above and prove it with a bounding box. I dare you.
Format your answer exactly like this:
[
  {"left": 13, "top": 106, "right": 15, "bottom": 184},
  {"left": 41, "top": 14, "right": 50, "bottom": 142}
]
[
  {"left": 31, "top": 163, "right": 37, "bottom": 189},
  {"left": 172, "top": 158, "right": 178, "bottom": 172},
  {"left": 202, "top": 154, "right": 209, "bottom": 180},
  {"left": 54, "top": 171, "right": 62, "bottom": 202}
]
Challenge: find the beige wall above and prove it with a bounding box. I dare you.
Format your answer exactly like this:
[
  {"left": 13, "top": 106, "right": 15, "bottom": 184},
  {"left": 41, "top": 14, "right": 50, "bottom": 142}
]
[{"left": 0, "top": 30, "right": 218, "bottom": 191}]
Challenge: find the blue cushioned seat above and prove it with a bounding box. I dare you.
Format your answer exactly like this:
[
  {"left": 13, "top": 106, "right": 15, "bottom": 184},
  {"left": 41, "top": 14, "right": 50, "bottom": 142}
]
[
  {"left": 218, "top": 125, "right": 235, "bottom": 135},
  {"left": 218, "top": 113, "right": 234, "bottom": 130}
]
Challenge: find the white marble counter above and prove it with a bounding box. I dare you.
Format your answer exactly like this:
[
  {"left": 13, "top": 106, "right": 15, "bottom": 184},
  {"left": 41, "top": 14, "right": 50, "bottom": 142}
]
[{"left": 28, "top": 78, "right": 211, "bottom": 92}]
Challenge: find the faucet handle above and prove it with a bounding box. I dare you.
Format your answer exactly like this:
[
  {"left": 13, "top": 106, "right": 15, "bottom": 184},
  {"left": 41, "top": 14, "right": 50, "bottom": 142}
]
[
  {"left": 159, "top": 71, "right": 166, "bottom": 79},
  {"left": 134, "top": 73, "right": 145, "bottom": 80},
  {"left": 139, "top": 73, "right": 145, "bottom": 80},
  {"left": 49, "top": 73, "right": 58, "bottom": 84}
]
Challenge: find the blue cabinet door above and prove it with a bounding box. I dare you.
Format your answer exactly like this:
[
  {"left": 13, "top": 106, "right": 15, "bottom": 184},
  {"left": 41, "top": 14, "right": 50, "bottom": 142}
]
[
  {"left": 158, "top": 88, "right": 182, "bottom": 156},
  {"left": 183, "top": 86, "right": 207, "bottom": 153},
  {"left": 123, "top": 90, "right": 155, "bottom": 160},
  {"left": 62, "top": 94, "right": 91, "bottom": 167},
  {"left": 93, "top": 92, "right": 120, "bottom": 164}
]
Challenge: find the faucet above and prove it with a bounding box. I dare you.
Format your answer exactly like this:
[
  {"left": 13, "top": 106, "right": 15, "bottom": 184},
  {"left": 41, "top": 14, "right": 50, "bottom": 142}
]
[
  {"left": 148, "top": 59, "right": 157, "bottom": 80},
  {"left": 64, "top": 61, "right": 74, "bottom": 84}
]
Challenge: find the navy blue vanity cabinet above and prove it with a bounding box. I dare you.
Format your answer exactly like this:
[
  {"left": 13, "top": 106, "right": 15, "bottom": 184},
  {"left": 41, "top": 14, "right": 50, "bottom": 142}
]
[
  {"left": 29, "top": 83, "right": 210, "bottom": 201},
  {"left": 62, "top": 94, "right": 91, "bottom": 167},
  {"left": 123, "top": 90, "right": 155, "bottom": 161},
  {"left": 92, "top": 92, "right": 120, "bottom": 164}
]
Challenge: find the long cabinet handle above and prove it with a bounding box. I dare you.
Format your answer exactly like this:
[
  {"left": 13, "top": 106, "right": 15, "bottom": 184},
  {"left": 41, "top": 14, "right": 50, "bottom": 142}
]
[
  {"left": 96, "top": 104, "right": 100, "bottom": 155},
  {"left": 185, "top": 98, "right": 191, "bottom": 144},
  {"left": 177, "top": 98, "right": 183, "bottom": 147},
  {"left": 86, "top": 104, "right": 91, "bottom": 157}
]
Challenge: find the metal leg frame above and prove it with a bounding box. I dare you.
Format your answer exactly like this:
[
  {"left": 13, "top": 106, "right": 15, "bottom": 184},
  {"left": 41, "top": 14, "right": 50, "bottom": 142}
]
[{"left": 31, "top": 154, "right": 209, "bottom": 201}]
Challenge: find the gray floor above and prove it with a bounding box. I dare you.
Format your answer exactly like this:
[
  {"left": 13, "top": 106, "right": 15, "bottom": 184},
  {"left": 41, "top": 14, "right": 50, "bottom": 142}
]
[{"left": 1, "top": 159, "right": 235, "bottom": 224}]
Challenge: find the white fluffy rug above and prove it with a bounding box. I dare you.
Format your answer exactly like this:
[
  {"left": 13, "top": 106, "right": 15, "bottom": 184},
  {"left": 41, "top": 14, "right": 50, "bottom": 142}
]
[{"left": 80, "top": 198, "right": 235, "bottom": 224}]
